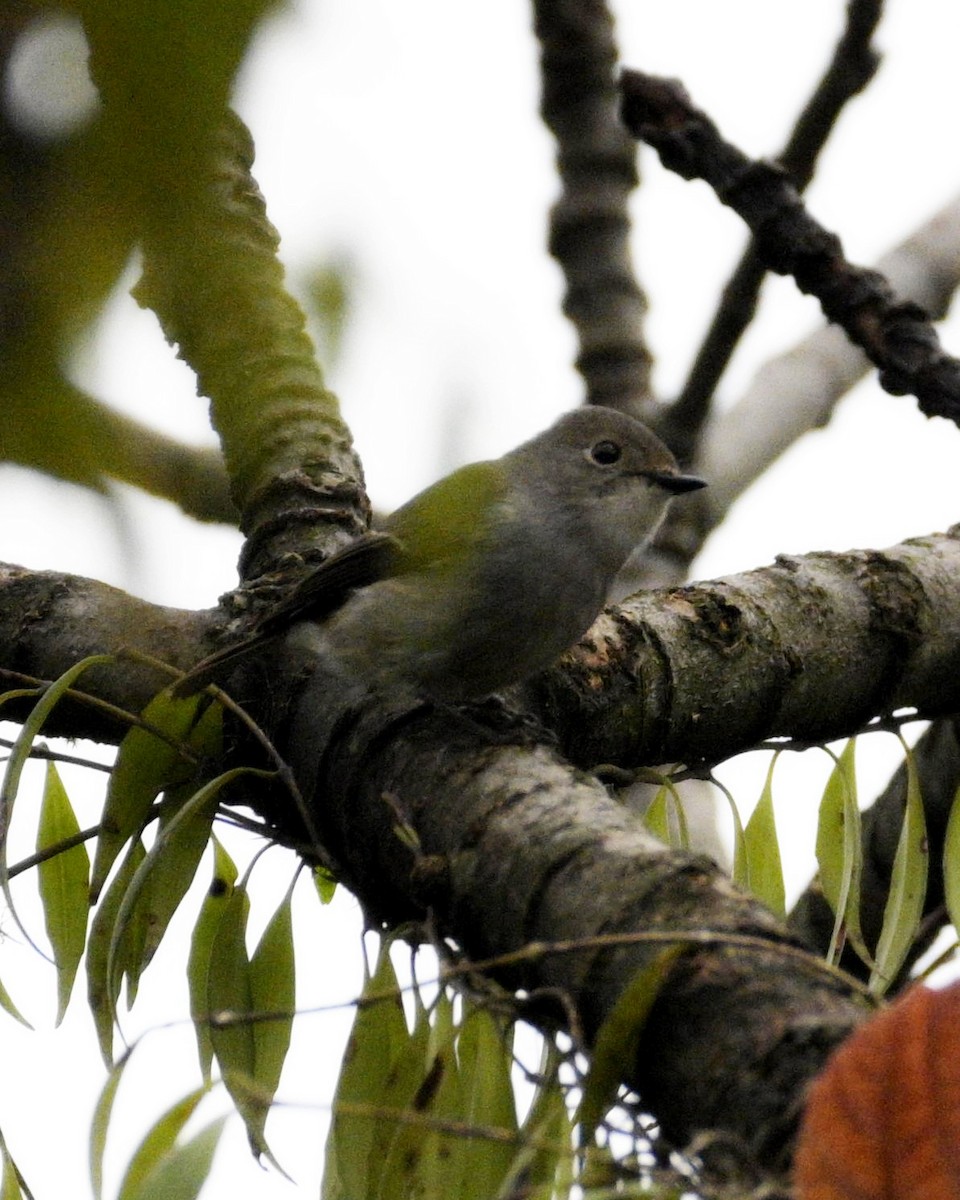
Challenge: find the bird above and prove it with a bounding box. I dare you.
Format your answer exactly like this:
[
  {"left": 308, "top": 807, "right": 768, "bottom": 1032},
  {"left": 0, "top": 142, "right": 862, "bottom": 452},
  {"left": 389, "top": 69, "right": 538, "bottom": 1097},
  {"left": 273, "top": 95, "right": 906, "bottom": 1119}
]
[{"left": 176, "top": 407, "right": 705, "bottom": 701}]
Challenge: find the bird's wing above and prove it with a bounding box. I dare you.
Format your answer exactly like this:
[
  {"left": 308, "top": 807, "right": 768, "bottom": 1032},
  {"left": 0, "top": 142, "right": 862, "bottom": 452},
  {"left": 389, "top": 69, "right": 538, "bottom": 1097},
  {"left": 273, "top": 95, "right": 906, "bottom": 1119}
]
[
  {"left": 383, "top": 460, "right": 504, "bottom": 573},
  {"left": 256, "top": 530, "right": 402, "bottom": 634}
]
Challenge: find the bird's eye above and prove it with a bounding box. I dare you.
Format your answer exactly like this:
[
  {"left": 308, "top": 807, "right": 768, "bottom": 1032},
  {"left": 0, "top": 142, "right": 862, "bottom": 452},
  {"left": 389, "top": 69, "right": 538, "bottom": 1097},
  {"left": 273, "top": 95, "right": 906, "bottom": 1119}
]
[{"left": 589, "top": 440, "right": 622, "bottom": 466}]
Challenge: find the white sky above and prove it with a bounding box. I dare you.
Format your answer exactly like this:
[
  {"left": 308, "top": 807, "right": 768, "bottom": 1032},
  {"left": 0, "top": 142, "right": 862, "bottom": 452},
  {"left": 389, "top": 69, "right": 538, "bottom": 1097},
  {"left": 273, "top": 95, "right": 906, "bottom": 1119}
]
[{"left": 1, "top": 2, "right": 959, "bottom": 1196}]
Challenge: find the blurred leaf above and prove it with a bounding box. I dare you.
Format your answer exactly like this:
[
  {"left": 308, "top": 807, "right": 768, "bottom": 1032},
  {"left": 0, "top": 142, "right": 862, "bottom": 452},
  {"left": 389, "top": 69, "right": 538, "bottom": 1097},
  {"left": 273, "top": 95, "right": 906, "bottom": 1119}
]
[
  {"left": 116, "top": 1086, "right": 207, "bottom": 1200},
  {"left": 245, "top": 890, "right": 296, "bottom": 1156},
  {"left": 643, "top": 783, "right": 689, "bottom": 850},
  {"left": 91, "top": 690, "right": 213, "bottom": 902},
  {"left": 188, "top": 836, "right": 238, "bottom": 1081},
  {"left": 816, "top": 740, "right": 868, "bottom": 965},
  {"left": 869, "top": 746, "right": 928, "bottom": 996},
  {"left": 323, "top": 939, "right": 411, "bottom": 1200},
  {"left": 378, "top": 990, "right": 459, "bottom": 1200},
  {"left": 87, "top": 839, "right": 146, "bottom": 1063},
  {"left": 37, "top": 762, "right": 90, "bottom": 1023},
  {"left": 0, "top": 973, "right": 30, "bottom": 1030},
  {"left": 303, "top": 258, "right": 353, "bottom": 366},
  {"left": 89, "top": 1049, "right": 133, "bottom": 1200},
  {"left": 944, "top": 785, "right": 960, "bottom": 936},
  {"left": 578, "top": 946, "right": 684, "bottom": 1144},
  {"left": 500, "top": 1045, "right": 571, "bottom": 1198},
  {"left": 107, "top": 768, "right": 252, "bottom": 1013},
  {"left": 313, "top": 865, "right": 337, "bottom": 905},
  {"left": 0, "top": 1152, "right": 22, "bottom": 1200},
  {"left": 744, "top": 756, "right": 786, "bottom": 919},
  {"left": 123, "top": 1116, "right": 228, "bottom": 1200},
  {"left": 454, "top": 1006, "right": 518, "bottom": 1200}
]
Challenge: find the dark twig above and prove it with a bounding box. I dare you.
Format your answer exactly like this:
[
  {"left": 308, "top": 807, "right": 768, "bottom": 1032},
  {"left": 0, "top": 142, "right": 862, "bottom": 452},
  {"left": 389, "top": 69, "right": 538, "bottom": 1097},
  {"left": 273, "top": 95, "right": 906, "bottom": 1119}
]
[
  {"left": 669, "top": 0, "right": 884, "bottom": 447},
  {"left": 620, "top": 70, "right": 960, "bottom": 426},
  {"left": 533, "top": 0, "right": 653, "bottom": 415}
]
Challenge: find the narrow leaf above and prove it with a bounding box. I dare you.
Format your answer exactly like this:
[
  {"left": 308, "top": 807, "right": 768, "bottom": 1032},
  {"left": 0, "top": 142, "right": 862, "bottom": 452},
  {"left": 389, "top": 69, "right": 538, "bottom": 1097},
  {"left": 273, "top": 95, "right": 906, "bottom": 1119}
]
[
  {"left": 124, "top": 1116, "right": 227, "bottom": 1200},
  {"left": 37, "top": 762, "right": 90, "bottom": 1023},
  {"left": 249, "top": 891, "right": 296, "bottom": 1113},
  {"left": 89, "top": 1049, "right": 134, "bottom": 1200},
  {"left": 455, "top": 1006, "right": 518, "bottom": 1200},
  {"left": 815, "top": 740, "right": 867, "bottom": 964},
  {"left": 0, "top": 973, "right": 30, "bottom": 1030},
  {"left": 87, "top": 840, "right": 146, "bottom": 1064},
  {"left": 187, "top": 837, "right": 238, "bottom": 1081},
  {"left": 578, "top": 947, "right": 684, "bottom": 1144},
  {"left": 743, "top": 756, "right": 786, "bottom": 919},
  {"left": 323, "top": 939, "right": 410, "bottom": 1200},
  {"left": 869, "top": 747, "right": 928, "bottom": 995},
  {"left": 90, "top": 691, "right": 217, "bottom": 901},
  {"left": 116, "top": 1087, "right": 207, "bottom": 1200},
  {"left": 943, "top": 784, "right": 960, "bottom": 936},
  {"left": 108, "top": 768, "right": 260, "bottom": 1013},
  {"left": 643, "top": 784, "right": 689, "bottom": 849},
  {"left": 0, "top": 656, "right": 111, "bottom": 949},
  {"left": 0, "top": 1153, "right": 22, "bottom": 1200}
]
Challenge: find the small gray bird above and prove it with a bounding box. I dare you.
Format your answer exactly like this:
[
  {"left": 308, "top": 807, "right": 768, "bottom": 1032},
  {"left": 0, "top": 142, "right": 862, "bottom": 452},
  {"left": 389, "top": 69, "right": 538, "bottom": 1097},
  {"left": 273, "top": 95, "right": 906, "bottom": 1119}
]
[{"left": 179, "top": 408, "right": 704, "bottom": 700}]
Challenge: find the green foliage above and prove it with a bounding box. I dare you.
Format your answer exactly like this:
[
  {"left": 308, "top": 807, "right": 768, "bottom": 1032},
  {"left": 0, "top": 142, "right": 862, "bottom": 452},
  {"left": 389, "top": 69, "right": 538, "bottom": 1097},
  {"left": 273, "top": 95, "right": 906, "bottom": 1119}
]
[
  {"left": 37, "top": 762, "right": 90, "bottom": 1023},
  {"left": 815, "top": 740, "right": 868, "bottom": 964},
  {"left": 868, "top": 742, "right": 928, "bottom": 995},
  {"left": 643, "top": 782, "right": 689, "bottom": 849},
  {"left": 322, "top": 939, "right": 552, "bottom": 1200},
  {"left": 578, "top": 948, "right": 683, "bottom": 1146},
  {"left": 943, "top": 784, "right": 960, "bottom": 934},
  {"left": 742, "top": 756, "right": 786, "bottom": 920}
]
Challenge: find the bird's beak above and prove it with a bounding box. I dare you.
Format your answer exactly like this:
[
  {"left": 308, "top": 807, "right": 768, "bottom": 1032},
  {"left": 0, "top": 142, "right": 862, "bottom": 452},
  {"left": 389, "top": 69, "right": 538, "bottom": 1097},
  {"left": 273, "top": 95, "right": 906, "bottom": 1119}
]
[{"left": 643, "top": 470, "right": 707, "bottom": 495}]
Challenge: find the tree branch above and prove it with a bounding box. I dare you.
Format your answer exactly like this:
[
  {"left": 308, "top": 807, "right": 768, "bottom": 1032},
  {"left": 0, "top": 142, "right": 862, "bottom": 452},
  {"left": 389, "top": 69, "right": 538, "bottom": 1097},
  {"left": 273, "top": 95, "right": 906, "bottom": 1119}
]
[
  {"left": 620, "top": 70, "right": 960, "bottom": 425},
  {"left": 698, "top": 193, "right": 960, "bottom": 523},
  {"left": 0, "top": 563, "right": 213, "bottom": 742},
  {"left": 528, "top": 528, "right": 960, "bottom": 770},
  {"left": 533, "top": 0, "right": 653, "bottom": 414},
  {"left": 274, "top": 637, "right": 870, "bottom": 1173}
]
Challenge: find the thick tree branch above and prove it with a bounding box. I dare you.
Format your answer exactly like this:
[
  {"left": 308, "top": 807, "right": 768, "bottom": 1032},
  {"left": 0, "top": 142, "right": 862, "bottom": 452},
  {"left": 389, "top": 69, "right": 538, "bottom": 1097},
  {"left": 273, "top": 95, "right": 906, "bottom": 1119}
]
[
  {"left": 620, "top": 70, "right": 960, "bottom": 425},
  {"left": 274, "top": 638, "right": 869, "bottom": 1173},
  {"left": 533, "top": 0, "right": 653, "bottom": 414},
  {"left": 0, "top": 563, "right": 214, "bottom": 743},
  {"left": 528, "top": 528, "right": 960, "bottom": 770}
]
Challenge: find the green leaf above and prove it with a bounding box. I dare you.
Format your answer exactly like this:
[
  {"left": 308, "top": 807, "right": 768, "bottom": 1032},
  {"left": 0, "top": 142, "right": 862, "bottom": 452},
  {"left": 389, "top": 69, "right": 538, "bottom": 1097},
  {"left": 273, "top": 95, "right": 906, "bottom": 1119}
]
[
  {"left": 378, "top": 992, "right": 459, "bottom": 1200},
  {"left": 108, "top": 767, "right": 259, "bottom": 1014},
  {"left": 37, "top": 762, "right": 90, "bottom": 1023},
  {"left": 869, "top": 746, "right": 928, "bottom": 996},
  {"left": 643, "top": 783, "right": 689, "bottom": 850},
  {"left": 577, "top": 946, "right": 684, "bottom": 1144},
  {"left": 943, "top": 784, "right": 960, "bottom": 934},
  {"left": 743, "top": 756, "right": 786, "bottom": 919},
  {"left": 90, "top": 691, "right": 218, "bottom": 902},
  {"left": 454, "top": 1006, "right": 518, "bottom": 1200},
  {"left": 500, "top": 1046, "right": 570, "bottom": 1198},
  {"left": 123, "top": 1116, "right": 227, "bottom": 1200},
  {"left": 187, "top": 837, "right": 238, "bottom": 1082},
  {"left": 89, "top": 1049, "right": 134, "bottom": 1200},
  {"left": 87, "top": 840, "right": 146, "bottom": 1064},
  {"left": 0, "top": 973, "right": 30, "bottom": 1030},
  {"left": 0, "top": 1152, "right": 22, "bottom": 1200},
  {"left": 116, "top": 1087, "right": 207, "bottom": 1200},
  {"left": 249, "top": 891, "right": 296, "bottom": 1111},
  {"left": 313, "top": 865, "right": 337, "bottom": 905},
  {"left": 322, "top": 939, "right": 410, "bottom": 1200},
  {"left": 0, "top": 655, "right": 112, "bottom": 948},
  {"left": 815, "top": 740, "right": 867, "bottom": 964}
]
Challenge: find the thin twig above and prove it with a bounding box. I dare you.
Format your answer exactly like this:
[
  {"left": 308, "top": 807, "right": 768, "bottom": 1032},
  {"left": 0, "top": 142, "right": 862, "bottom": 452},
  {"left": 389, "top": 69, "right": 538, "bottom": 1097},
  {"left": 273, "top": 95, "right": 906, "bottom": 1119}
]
[{"left": 670, "top": 0, "right": 884, "bottom": 445}]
